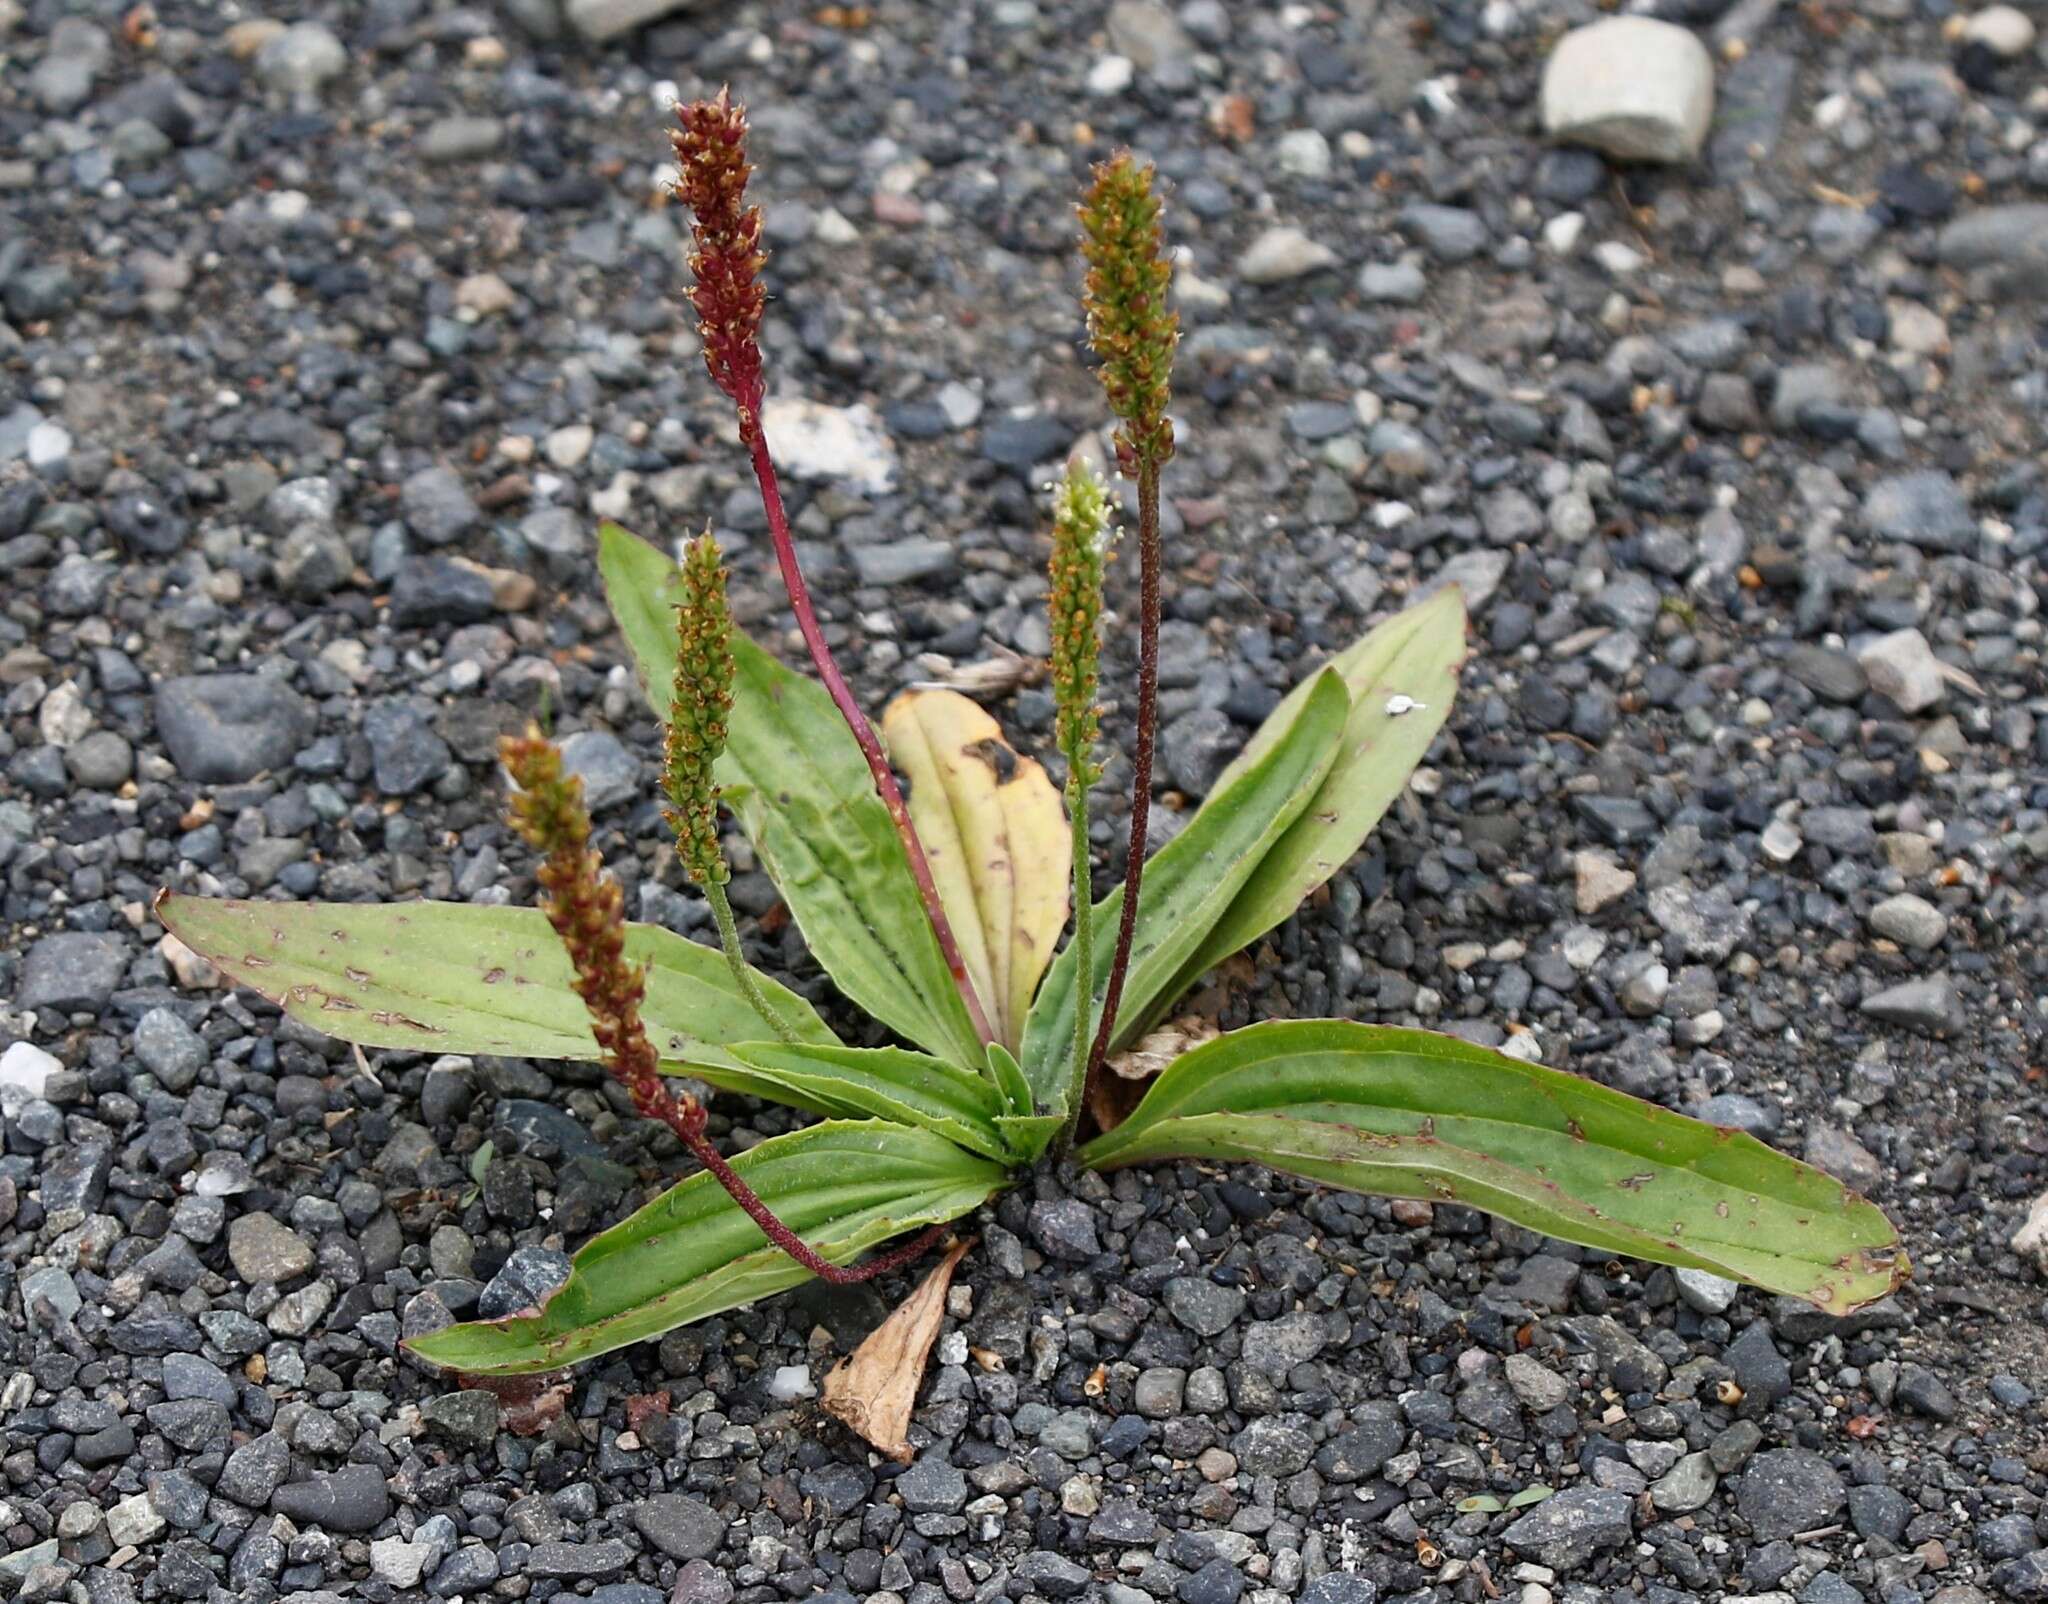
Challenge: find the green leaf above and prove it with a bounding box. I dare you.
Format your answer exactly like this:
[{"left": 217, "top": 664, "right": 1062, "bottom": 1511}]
[
  {"left": 154, "top": 893, "right": 837, "bottom": 1070},
  {"left": 1079, "top": 1020, "right": 1908, "bottom": 1313},
  {"left": 1508, "top": 1485, "right": 1555, "bottom": 1509},
  {"left": 1018, "top": 670, "right": 1350, "bottom": 1113},
  {"left": 995, "top": 1114, "right": 1064, "bottom": 1163},
  {"left": 407, "top": 1121, "right": 1005, "bottom": 1376},
  {"left": 1458, "top": 1495, "right": 1503, "bottom": 1514},
  {"left": 984, "top": 1043, "right": 1036, "bottom": 1118},
  {"left": 713, "top": 1043, "right": 1012, "bottom": 1162},
  {"left": 599, "top": 522, "right": 983, "bottom": 1069},
  {"left": 981, "top": 1044, "right": 1059, "bottom": 1159},
  {"left": 1136, "top": 588, "right": 1465, "bottom": 1035}
]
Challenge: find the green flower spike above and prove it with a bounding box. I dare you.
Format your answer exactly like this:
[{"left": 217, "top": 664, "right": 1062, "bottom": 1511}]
[
  {"left": 1078, "top": 152, "right": 1178, "bottom": 476},
  {"left": 661, "top": 530, "right": 797, "bottom": 1044},
  {"left": 1048, "top": 459, "right": 1113, "bottom": 1152}
]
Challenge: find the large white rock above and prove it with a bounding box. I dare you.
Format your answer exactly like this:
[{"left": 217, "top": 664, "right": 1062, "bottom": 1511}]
[
  {"left": 760, "top": 399, "right": 899, "bottom": 496},
  {"left": 1541, "top": 18, "right": 1716, "bottom": 164},
  {"left": 1962, "top": 5, "right": 2036, "bottom": 57}
]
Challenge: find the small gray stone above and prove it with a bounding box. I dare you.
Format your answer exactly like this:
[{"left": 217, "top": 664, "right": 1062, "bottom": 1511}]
[
  {"left": 849, "top": 538, "right": 956, "bottom": 587},
  {"left": 1504, "top": 1353, "right": 1573, "bottom": 1413},
  {"left": 255, "top": 22, "right": 347, "bottom": 97},
  {"left": 17, "top": 933, "right": 129, "bottom": 1013},
  {"left": 1675, "top": 1268, "right": 1738, "bottom": 1314},
  {"left": 1737, "top": 1448, "right": 1844, "bottom": 1541},
  {"left": 1231, "top": 1415, "right": 1315, "bottom": 1476},
  {"left": 1106, "top": 0, "right": 1192, "bottom": 73},
  {"left": 271, "top": 1464, "right": 392, "bottom": 1533},
  {"left": 1237, "top": 227, "right": 1338, "bottom": 284},
  {"left": 1502, "top": 1486, "right": 1634, "bottom": 1569},
  {"left": 1027, "top": 1198, "right": 1100, "bottom": 1263},
  {"left": 420, "top": 116, "right": 504, "bottom": 162},
  {"left": 1161, "top": 707, "right": 1237, "bottom": 797},
  {"left": 1860, "top": 975, "right": 1962, "bottom": 1036},
  {"left": 364, "top": 702, "right": 453, "bottom": 797},
  {"left": 557, "top": 729, "right": 639, "bottom": 813},
  {"left": 218, "top": 1434, "right": 292, "bottom": 1507},
  {"left": 896, "top": 1452, "right": 967, "bottom": 1515},
  {"left": 479, "top": 1244, "right": 572, "bottom": 1318},
  {"left": 1400, "top": 203, "right": 1488, "bottom": 263},
  {"left": 421, "top": 1390, "right": 500, "bottom": 1446},
  {"left": 155, "top": 675, "right": 312, "bottom": 783},
  {"left": 134, "top": 1008, "right": 208, "bottom": 1085},
  {"left": 277, "top": 525, "right": 354, "bottom": 600},
  {"left": 228, "top": 1213, "right": 314, "bottom": 1284},
  {"left": 401, "top": 466, "right": 481, "bottom": 546},
  {"left": 1650, "top": 1452, "right": 1718, "bottom": 1514},
  {"left": 1358, "top": 261, "right": 1427, "bottom": 304},
  {"left": 1936, "top": 204, "right": 2048, "bottom": 300},
  {"left": 1163, "top": 1276, "right": 1245, "bottom": 1338},
  {"left": 630, "top": 1495, "right": 725, "bottom": 1560},
  {"left": 1867, "top": 892, "right": 1946, "bottom": 950},
  {"left": 1863, "top": 471, "right": 1974, "bottom": 552}
]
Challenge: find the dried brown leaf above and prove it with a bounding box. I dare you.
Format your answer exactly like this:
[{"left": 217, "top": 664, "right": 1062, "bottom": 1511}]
[{"left": 820, "top": 1237, "right": 971, "bottom": 1463}]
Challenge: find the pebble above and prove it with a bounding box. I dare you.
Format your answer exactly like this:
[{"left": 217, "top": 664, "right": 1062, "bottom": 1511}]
[
  {"left": 1867, "top": 892, "right": 1947, "bottom": 951},
  {"left": 1857, "top": 628, "right": 1946, "bottom": 714},
  {"left": 1738, "top": 1449, "right": 1845, "bottom": 1541},
  {"left": 255, "top": 22, "right": 347, "bottom": 96},
  {"left": 630, "top": 1495, "right": 726, "bottom": 1559},
  {"left": 154, "top": 675, "right": 312, "bottom": 783},
  {"left": 17, "top": 933, "right": 129, "bottom": 1013},
  {"left": 1860, "top": 975, "right": 1962, "bottom": 1036},
  {"left": 1961, "top": 5, "right": 2035, "bottom": 55},
  {"left": 270, "top": 1465, "right": 392, "bottom": 1532},
  {"left": 1237, "top": 227, "right": 1338, "bottom": 284},
  {"left": 401, "top": 466, "right": 482, "bottom": 547},
  {"left": 1502, "top": 1487, "right": 1633, "bottom": 1570},
  {"left": 1540, "top": 18, "right": 1715, "bottom": 164}
]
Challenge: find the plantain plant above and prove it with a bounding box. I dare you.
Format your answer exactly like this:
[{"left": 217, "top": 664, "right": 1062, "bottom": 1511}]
[{"left": 156, "top": 92, "right": 1905, "bottom": 1380}]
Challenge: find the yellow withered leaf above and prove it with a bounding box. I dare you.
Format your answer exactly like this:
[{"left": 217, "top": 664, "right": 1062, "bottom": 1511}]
[
  {"left": 881, "top": 689, "right": 1069, "bottom": 1052},
  {"left": 820, "top": 1236, "right": 972, "bottom": 1463}
]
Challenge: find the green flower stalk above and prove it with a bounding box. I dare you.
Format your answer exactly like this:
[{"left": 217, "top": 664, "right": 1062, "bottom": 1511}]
[
  {"left": 1047, "top": 461, "right": 1111, "bottom": 1153},
  {"left": 662, "top": 531, "right": 797, "bottom": 1045},
  {"left": 1076, "top": 153, "right": 1179, "bottom": 1126}
]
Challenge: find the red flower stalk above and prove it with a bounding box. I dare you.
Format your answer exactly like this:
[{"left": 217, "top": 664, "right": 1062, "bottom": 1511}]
[
  {"left": 502, "top": 727, "right": 943, "bottom": 1285},
  {"left": 671, "top": 89, "right": 996, "bottom": 1049}
]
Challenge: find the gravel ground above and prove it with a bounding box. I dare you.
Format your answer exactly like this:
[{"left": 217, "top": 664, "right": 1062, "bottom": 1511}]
[{"left": 5, "top": 0, "right": 2048, "bottom": 1601}]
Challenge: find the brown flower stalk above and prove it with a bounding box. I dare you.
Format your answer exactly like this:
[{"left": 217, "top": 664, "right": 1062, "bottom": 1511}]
[
  {"left": 502, "top": 727, "right": 943, "bottom": 1284},
  {"left": 1075, "top": 153, "right": 1178, "bottom": 1126},
  {"left": 672, "top": 89, "right": 995, "bottom": 1049}
]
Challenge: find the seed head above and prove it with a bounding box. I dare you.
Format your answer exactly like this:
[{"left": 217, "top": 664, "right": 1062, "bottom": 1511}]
[
  {"left": 1047, "top": 460, "right": 1110, "bottom": 786},
  {"left": 500, "top": 728, "right": 662, "bottom": 1095},
  {"left": 1078, "top": 153, "right": 1178, "bottom": 476},
  {"left": 663, "top": 531, "right": 737, "bottom": 887},
  {"left": 672, "top": 88, "right": 768, "bottom": 437}
]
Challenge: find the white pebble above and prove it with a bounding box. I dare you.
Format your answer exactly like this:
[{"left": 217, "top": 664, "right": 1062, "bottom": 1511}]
[
  {"left": 1086, "top": 54, "right": 1134, "bottom": 95},
  {"left": 767, "top": 1365, "right": 815, "bottom": 1402}
]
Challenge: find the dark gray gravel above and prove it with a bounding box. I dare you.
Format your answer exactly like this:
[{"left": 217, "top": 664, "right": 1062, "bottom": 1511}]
[{"left": 4, "top": 0, "right": 2048, "bottom": 1600}]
